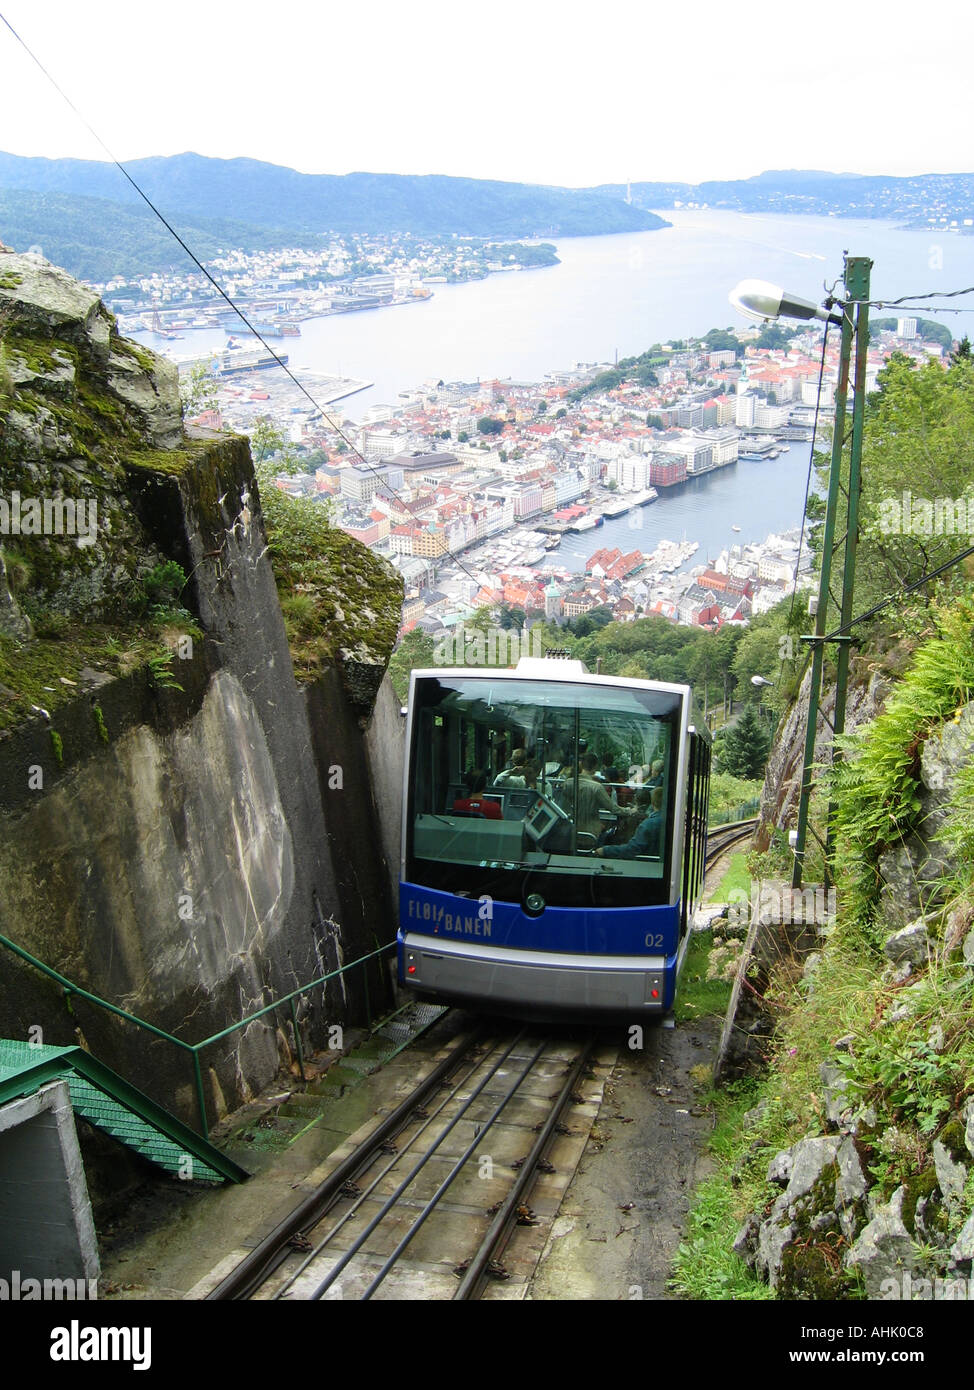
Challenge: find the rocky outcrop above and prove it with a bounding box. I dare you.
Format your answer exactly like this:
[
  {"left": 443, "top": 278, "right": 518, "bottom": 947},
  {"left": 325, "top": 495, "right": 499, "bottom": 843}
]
[
  {"left": 756, "top": 667, "right": 890, "bottom": 851},
  {"left": 736, "top": 1100, "right": 973, "bottom": 1298},
  {"left": 734, "top": 1135, "right": 870, "bottom": 1297},
  {"left": 734, "top": 689, "right": 974, "bottom": 1300},
  {"left": 1, "top": 249, "right": 182, "bottom": 624},
  {"left": 0, "top": 251, "right": 404, "bottom": 1126}
]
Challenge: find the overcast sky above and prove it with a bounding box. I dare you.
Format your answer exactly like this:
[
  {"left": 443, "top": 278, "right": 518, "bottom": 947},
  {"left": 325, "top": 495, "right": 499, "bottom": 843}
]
[{"left": 1, "top": 0, "right": 971, "bottom": 188}]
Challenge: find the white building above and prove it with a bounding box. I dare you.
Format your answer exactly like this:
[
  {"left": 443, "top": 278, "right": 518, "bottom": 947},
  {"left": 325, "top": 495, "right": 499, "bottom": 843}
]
[
  {"left": 605, "top": 455, "right": 651, "bottom": 490},
  {"left": 754, "top": 403, "right": 789, "bottom": 430},
  {"left": 735, "top": 394, "right": 756, "bottom": 428},
  {"left": 801, "top": 380, "right": 835, "bottom": 409}
]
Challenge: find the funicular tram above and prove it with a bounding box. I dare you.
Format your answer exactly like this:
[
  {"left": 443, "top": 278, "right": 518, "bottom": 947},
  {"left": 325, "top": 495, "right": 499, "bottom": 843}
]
[{"left": 397, "top": 658, "right": 711, "bottom": 1018}]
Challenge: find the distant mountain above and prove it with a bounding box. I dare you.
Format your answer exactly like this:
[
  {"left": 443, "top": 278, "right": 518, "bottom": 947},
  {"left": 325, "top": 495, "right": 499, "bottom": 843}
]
[
  {"left": 591, "top": 169, "right": 974, "bottom": 223},
  {"left": 0, "top": 151, "right": 667, "bottom": 248},
  {"left": 0, "top": 187, "right": 325, "bottom": 282}
]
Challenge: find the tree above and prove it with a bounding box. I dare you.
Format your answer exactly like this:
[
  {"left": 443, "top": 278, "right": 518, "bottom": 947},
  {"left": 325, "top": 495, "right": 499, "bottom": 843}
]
[
  {"left": 457, "top": 430, "right": 469, "bottom": 443},
  {"left": 950, "top": 335, "right": 972, "bottom": 365},
  {"left": 496, "top": 603, "right": 524, "bottom": 632},
  {"left": 477, "top": 416, "right": 505, "bottom": 436},
  {"left": 180, "top": 359, "right": 219, "bottom": 417},
  {"left": 467, "top": 606, "right": 495, "bottom": 636},
  {"left": 703, "top": 327, "right": 742, "bottom": 357},
  {"left": 555, "top": 407, "right": 568, "bottom": 419},
  {"left": 718, "top": 702, "right": 771, "bottom": 779},
  {"left": 570, "top": 606, "right": 614, "bottom": 636},
  {"left": 730, "top": 595, "right": 801, "bottom": 708},
  {"left": 856, "top": 354, "right": 974, "bottom": 623},
  {"left": 536, "top": 400, "right": 548, "bottom": 414},
  {"left": 872, "top": 317, "right": 953, "bottom": 351},
  {"left": 756, "top": 323, "right": 797, "bottom": 351},
  {"left": 249, "top": 415, "right": 289, "bottom": 466},
  {"left": 388, "top": 629, "right": 435, "bottom": 702}
]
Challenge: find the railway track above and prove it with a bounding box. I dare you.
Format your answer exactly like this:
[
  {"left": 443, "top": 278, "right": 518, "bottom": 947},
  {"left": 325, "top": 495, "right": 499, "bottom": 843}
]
[
  {"left": 705, "top": 816, "right": 758, "bottom": 871},
  {"left": 203, "top": 817, "right": 758, "bottom": 1301},
  {"left": 206, "top": 1025, "right": 608, "bottom": 1301}
]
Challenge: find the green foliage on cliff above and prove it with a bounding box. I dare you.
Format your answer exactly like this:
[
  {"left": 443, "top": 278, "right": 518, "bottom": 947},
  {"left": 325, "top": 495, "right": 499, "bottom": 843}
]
[
  {"left": 256, "top": 466, "right": 402, "bottom": 681},
  {"left": 855, "top": 354, "right": 974, "bottom": 634},
  {"left": 675, "top": 593, "right": 974, "bottom": 1300},
  {"left": 388, "top": 629, "right": 435, "bottom": 703},
  {"left": 830, "top": 594, "right": 974, "bottom": 934}
]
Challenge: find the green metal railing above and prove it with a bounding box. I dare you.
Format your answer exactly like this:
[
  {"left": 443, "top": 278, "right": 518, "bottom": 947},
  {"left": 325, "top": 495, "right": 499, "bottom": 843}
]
[
  {"left": 0, "top": 930, "right": 396, "bottom": 1140},
  {"left": 708, "top": 797, "right": 761, "bottom": 828}
]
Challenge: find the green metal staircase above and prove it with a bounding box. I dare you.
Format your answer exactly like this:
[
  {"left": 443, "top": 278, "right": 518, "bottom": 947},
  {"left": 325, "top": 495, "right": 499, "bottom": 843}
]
[{"left": 0, "top": 1039, "right": 248, "bottom": 1185}]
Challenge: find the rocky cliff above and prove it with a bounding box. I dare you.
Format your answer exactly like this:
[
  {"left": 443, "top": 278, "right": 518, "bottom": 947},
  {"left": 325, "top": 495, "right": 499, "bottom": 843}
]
[
  {"left": 730, "top": 618, "right": 974, "bottom": 1299},
  {"left": 0, "top": 249, "right": 404, "bottom": 1127},
  {"left": 755, "top": 663, "right": 891, "bottom": 854}
]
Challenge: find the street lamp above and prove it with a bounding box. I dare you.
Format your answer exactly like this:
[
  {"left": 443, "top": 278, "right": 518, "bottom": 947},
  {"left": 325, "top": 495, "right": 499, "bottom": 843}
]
[
  {"left": 750, "top": 675, "right": 775, "bottom": 732},
  {"left": 729, "top": 279, "right": 844, "bottom": 326},
  {"left": 731, "top": 255, "right": 873, "bottom": 888}
]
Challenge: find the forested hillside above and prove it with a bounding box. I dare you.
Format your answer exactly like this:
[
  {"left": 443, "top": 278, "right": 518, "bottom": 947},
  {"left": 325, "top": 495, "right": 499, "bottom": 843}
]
[{"left": 0, "top": 151, "right": 667, "bottom": 253}]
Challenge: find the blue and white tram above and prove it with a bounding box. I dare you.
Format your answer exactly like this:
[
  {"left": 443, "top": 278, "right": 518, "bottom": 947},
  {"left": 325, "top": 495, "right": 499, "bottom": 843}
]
[{"left": 397, "top": 658, "right": 711, "bottom": 1018}]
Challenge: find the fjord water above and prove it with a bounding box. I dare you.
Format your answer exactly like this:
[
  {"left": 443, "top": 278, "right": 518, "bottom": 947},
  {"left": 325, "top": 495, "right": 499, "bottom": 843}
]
[
  {"left": 145, "top": 211, "right": 974, "bottom": 556},
  {"left": 286, "top": 209, "right": 974, "bottom": 413}
]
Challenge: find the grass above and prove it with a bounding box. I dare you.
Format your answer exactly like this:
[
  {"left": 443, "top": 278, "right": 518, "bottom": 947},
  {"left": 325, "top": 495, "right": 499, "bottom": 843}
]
[
  {"left": 671, "top": 900, "right": 974, "bottom": 1299},
  {"left": 673, "top": 929, "right": 734, "bottom": 1023},
  {"left": 670, "top": 1078, "right": 774, "bottom": 1300},
  {"left": 0, "top": 623, "right": 196, "bottom": 732},
  {"left": 708, "top": 851, "right": 750, "bottom": 903},
  {"left": 256, "top": 467, "right": 403, "bottom": 682}
]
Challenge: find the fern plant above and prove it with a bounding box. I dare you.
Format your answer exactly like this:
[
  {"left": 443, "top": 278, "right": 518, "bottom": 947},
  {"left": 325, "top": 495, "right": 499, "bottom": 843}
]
[
  {"left": 147, "top": 653, "right": 184, "bottom": 692},
  {"left": 828, "top": 595, "right": 974, "bottom": 932}
]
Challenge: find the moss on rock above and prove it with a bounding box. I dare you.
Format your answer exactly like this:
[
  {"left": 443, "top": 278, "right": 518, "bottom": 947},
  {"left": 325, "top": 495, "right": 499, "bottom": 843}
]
[
  {"left": 1, "top": 251, "right": 398, "bottom": 734},
  {"left": 255, "top": 469, "right": 403, "bottom": 701}
]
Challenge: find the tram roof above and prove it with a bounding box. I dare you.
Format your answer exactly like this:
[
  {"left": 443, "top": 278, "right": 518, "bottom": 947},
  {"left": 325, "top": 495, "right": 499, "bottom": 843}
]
[{"left": 407, "top": 662, "right": 692, "bottom": 699}]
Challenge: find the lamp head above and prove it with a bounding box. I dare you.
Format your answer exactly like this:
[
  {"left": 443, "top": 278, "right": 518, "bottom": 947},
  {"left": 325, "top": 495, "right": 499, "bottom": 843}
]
[{"left": 729, "top": 279, "right": 842, "bottom": 325}]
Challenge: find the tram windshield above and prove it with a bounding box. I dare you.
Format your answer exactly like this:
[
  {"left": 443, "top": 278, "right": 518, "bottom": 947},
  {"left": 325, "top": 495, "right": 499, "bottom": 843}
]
[{"left": 406, "top": 674, "right": 685, "bottom": 909}]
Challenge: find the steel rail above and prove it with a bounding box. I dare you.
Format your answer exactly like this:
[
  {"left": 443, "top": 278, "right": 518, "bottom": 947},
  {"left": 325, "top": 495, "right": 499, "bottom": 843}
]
[
  {"left": 453, "top": 1038, "right": 595, "bottom": 1299},
  {"left": 705, "top": 818, "right": 758, "bottom": 871},
  {"left": 272, "top": 1029, "right": 494, "bottom": 1299},
  {"left": 360, "top": 1035, "right": 551, "bottom": 1300},
  {"left": 308, "top": 1030, "right": 528, "bottom": 1300},
  {"left": 205, "top": 1019, "right": 482, "bottom": 1300}
]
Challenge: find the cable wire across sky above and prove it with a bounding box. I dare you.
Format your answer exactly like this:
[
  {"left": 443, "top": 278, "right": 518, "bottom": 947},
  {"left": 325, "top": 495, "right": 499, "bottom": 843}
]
[{"left": 0, "top": 6, "right": 492, "bottom": 589}]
